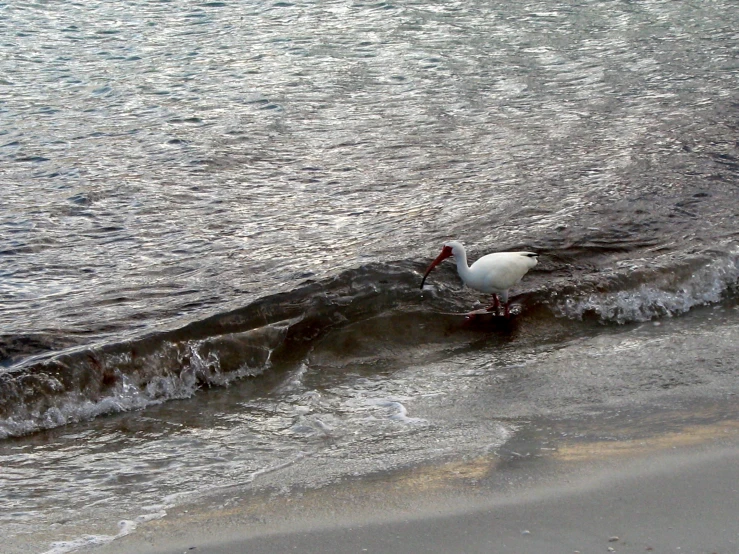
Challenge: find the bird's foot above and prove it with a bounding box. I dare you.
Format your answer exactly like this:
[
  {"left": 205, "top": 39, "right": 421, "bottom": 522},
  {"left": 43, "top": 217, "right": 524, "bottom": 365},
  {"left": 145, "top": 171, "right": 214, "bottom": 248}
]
[{"left": 484, "top": 294, "right": 501, "bottom": 315}]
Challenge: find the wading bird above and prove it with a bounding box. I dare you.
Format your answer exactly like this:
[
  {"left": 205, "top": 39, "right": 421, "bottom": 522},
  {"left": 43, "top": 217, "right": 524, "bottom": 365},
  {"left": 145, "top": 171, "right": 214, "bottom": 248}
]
[{"left": 420, "top": 240, "right": 538, "bottom": 317}]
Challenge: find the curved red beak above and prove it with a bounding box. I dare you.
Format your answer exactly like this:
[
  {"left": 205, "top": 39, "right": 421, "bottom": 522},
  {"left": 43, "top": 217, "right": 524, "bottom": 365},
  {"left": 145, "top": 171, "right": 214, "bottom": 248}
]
[{"left": 420, "top": 245, "right": 453, "bottom": 289}]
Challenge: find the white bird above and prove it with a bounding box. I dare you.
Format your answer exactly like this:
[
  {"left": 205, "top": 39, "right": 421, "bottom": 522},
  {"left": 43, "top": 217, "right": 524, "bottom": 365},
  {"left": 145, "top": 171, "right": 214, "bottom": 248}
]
[{"left": 420, "top": 240, "right": 538, "bottom": 317}]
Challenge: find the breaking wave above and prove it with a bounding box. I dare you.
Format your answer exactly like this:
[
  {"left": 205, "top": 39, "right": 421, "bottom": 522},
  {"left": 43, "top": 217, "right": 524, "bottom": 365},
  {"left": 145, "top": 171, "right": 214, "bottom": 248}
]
[
  {"left": 0, "top": 263, "right": 423, "bottom": 439},
  {"left": 1, "top": 249, "right": 738, "bottom": 439},
  {"left": 550, "top": 249, "right": 739, "bottom": 323}
]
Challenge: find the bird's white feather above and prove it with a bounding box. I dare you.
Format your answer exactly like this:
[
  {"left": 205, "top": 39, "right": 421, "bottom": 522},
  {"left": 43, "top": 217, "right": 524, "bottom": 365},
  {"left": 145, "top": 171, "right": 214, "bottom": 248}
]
[{"left": 447, "top": 241, "right": 537, "bottom": 301}]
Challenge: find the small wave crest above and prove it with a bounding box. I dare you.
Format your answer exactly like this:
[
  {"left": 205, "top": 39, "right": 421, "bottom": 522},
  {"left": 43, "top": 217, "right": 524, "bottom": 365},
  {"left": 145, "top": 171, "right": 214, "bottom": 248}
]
[
  {"left": 550, "top": 250, "right": 739, "bottom": 323},
  {"left": 0, "top": 330, "right": 278, "bottom": 438}
]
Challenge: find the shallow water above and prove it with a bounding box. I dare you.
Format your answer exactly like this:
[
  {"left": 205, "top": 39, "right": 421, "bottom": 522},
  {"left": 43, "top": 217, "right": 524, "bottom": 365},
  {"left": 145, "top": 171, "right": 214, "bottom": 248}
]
[
  {"left": 1, "top": 0, "right": 738, "bottom": 551},
  {"left": 4, "top": 301, "right": 739, "bottom": 554}
]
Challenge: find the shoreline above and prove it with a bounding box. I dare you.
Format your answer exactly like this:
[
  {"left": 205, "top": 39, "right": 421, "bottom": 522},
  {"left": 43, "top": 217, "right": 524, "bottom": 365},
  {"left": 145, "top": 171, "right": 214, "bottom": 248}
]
[{"left": 92, "top": 407, "right": 739, "bottom": 554}]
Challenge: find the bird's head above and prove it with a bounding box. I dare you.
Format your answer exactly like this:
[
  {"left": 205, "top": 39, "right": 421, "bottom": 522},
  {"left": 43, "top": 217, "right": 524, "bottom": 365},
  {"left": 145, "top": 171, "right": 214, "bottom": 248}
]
[{"left": 420, "top": 241, "right": 463, "bottom": 289}]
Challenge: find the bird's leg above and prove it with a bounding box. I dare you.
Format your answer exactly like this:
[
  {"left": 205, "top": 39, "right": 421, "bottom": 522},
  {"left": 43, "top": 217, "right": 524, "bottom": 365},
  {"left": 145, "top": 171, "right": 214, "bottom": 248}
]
[
  {"left": 500, "top": 291, "right": 511, "bottom": 318},
  {"left": 485, "top": 294, "right": 500, "bottom": 315}
]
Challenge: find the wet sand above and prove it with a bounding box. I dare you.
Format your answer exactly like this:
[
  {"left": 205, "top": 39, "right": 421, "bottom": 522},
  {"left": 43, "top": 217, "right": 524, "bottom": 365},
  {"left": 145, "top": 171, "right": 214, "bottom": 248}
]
[{"left": 94, "top": 418, "right": 739, "bottom": 554}]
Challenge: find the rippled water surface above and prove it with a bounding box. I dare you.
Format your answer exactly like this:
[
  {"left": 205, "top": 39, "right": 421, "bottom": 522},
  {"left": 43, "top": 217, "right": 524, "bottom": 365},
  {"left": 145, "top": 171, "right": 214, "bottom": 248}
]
[
  {"left": 1, "top": 0, "right": 738, "bottom": 552},
  {"left": 3, "top": 0, "right": 737, "bottom": 342}
]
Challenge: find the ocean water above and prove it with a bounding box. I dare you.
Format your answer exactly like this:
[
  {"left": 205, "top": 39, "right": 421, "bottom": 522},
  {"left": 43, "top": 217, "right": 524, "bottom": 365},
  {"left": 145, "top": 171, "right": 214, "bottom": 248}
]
[{"left": 1, "top": 0, "right": 738, "bottom": 551}]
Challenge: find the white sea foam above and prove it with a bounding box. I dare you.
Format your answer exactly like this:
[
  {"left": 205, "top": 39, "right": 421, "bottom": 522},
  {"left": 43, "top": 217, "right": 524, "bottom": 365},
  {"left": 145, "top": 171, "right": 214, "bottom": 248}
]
[
  {"left": 368, "top": 399, "right": 428, "bottom": 425},
  {"left": 0, "top": 375, "right": 174, "bottom": 440},
  {"left": 552, "top": 252, "right": 739, "bottom": 324},
  {"left": 41, "top": 511, "right": 166, "bottom": 554}
]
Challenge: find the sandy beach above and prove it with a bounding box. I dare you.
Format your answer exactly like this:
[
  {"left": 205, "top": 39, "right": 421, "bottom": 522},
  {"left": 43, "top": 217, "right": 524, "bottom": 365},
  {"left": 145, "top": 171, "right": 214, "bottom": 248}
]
[{"left": 93, "top": 413, "right": 739, "bottom": 554}]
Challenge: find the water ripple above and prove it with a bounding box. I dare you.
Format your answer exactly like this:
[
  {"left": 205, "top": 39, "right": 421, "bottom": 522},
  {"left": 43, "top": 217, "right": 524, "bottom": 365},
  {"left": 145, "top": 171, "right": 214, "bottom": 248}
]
[{"left": 1, "top": 0, "right": 737, "bottom": 357}]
